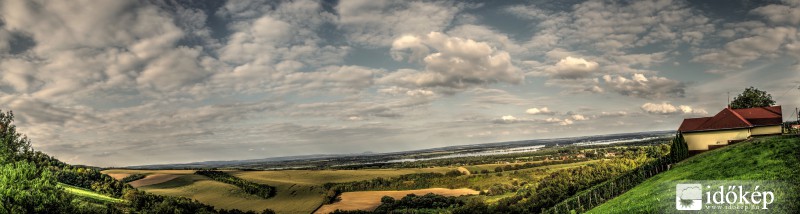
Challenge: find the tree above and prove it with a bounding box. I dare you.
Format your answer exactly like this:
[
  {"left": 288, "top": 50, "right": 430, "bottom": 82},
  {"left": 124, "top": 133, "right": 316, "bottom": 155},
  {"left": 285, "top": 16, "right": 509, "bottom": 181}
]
[
  {"left": 0, "top": 111, "right": 33, "bottom": 163},
  {"left": 730, "top": 87, "right": 776, "bottom": 109},
  {"left": 0, "top": 161, "right": 77, "bottom": 213}
]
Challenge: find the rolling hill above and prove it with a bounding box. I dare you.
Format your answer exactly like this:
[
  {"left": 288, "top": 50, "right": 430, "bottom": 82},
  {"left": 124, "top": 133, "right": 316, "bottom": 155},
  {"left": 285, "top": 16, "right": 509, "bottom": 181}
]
[{"left": 590, "top": 136, "right": 800, "bottom": 213}]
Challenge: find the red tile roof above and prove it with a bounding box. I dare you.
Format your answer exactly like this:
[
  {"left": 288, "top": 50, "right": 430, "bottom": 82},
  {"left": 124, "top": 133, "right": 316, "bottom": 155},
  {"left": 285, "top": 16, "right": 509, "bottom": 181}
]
[
  {"left": 678, "top": 106, "right": 782, "bottom": 132},
  {"left": 732, "top": 106, "right": 782, "bottom": 126}
]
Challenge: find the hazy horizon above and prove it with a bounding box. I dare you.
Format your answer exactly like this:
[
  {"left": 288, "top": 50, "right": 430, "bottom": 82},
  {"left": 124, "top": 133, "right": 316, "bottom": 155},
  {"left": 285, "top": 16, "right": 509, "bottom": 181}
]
[{"left": 0, "top": 0, "right": 798, "bottom": 166}]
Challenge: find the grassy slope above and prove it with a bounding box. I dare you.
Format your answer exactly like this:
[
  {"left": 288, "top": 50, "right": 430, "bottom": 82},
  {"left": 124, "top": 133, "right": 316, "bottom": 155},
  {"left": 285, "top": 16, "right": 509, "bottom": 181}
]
[
  {"left": 59, "top": 183, "right": 125, "bottom": 204},
  {"left": 139, "top": 174, "right": 283, "bottom": 212},
  {"left": 590, "top": 136, "right": 800, "bottom": 213}
]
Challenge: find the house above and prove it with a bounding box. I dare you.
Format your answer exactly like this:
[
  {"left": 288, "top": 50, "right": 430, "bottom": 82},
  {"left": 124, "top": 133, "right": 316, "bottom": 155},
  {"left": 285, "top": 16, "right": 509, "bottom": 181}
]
[{"left": 678, "top": 106, "right": 783, "bottom": 152}]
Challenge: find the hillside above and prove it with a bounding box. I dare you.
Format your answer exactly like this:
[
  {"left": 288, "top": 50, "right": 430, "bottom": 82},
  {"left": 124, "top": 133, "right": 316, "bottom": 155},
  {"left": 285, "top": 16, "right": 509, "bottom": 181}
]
[
  {"left": 590, "top": 136, "right": 800, "bottom": 213},
  {"left": 0, "top": 110, "right": 275, "bottom": 214}
]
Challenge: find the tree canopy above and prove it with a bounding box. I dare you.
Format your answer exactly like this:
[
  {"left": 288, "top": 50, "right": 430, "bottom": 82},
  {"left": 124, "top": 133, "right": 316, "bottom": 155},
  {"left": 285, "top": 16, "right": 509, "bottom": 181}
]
[{"left": 730, "top": 87, "right": 776, "bottom": 109}]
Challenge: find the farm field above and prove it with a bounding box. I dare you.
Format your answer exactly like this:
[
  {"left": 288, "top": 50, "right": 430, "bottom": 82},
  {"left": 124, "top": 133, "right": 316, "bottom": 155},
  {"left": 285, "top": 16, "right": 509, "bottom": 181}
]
[
  {"left": 314, "top": 188, "right": 479, "bottom": 214},
  {"left": 102, "top": 159, "right": 602, "bottom": 213},
  {"left": 103, "top": 168, "right": 459, "bottom": 213},
  {"left": 128, "top": 174, "right": 181, "bottom": 187},
  {"left": 229, "top": 168, "right": 454, "bottom": 185}
]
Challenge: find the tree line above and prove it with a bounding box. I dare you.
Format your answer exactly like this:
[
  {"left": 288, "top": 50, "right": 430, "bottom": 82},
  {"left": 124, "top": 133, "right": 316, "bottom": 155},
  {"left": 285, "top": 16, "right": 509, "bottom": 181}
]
[
  {"left": 195, "top": 170, "right": 277, "bottom": 199},
  {"left": 330, "top": 193, "right": 468, "bottom": 214},
  {"left": 120, "top": 174, "right": 146, "bottom": 183}
]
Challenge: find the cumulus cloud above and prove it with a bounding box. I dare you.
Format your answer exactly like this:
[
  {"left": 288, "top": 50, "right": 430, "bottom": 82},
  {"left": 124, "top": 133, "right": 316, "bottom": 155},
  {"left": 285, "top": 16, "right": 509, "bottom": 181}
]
[
  {"left": 641, "top": 102, "right": 679, "bottom": 114},
  {"left": 641, "top": 102, "right": 706, "bottom": 115},
  {"left": 526, "top": 107, "right": 554, "bottom": 115},
  {"left": 547, "top": 117, "right": 574, "bottom": 126},
  {"left": 603, "top": 74, "right": 685, "bottom": 99},
  {"left": 546, "top": 56, "right": 599, "bottom": 79},
  {"left": 570, "top": 114, "right": 588, "bottom": 121},
  {"left": 383, "top": 32, "right": 522, "bottom": 90}
]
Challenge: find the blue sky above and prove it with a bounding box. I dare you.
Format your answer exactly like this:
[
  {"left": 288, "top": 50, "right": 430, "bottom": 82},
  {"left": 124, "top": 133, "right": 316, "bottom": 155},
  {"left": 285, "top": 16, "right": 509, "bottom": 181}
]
[{"left": 0, "top": 0, "right": 799, "bottom": 166}]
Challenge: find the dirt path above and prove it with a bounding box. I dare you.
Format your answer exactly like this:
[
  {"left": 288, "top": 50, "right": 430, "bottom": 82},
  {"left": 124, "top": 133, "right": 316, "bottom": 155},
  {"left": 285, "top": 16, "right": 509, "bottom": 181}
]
[{"left": 314, "top": 188, "right": 479, "bottom": 214}]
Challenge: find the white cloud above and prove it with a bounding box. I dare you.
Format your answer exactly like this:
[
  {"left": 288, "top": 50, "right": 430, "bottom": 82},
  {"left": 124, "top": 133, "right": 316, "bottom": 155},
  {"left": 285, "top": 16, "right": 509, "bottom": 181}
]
[
  {"left": 679, "top": 105, "right": 708, "bottom": 115},
  {"left": 446, "top": 24, "right": 526, "bottom": 56},
  {"left": 641, "top": 102, "right": 678, "bottom": 114},
  {"left": 570, "top": 114, "right": 588, "bottom": 121},
  {"left": 383, "top": 32, "right": 522, "bottom": 90},
  {"left": 545, "top": 117, "right": 573, "bottom": 126},
  {"left": 546, "top": 56, "right": 599, "bottom": 79},
  {"left": 526, "top": 107, "right": 554, "bottom": 115},
  {"left": 641, "top": 102, "right": 706, "bottom": 115},
  {"left": 603, "top": 74, "right": 685, "bottom": 99}
]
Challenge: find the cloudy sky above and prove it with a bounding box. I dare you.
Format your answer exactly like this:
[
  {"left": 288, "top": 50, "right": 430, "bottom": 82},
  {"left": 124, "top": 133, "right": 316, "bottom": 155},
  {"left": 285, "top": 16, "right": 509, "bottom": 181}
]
[{"left": 1, "top": 0, "right": 799, "bottom": 166}]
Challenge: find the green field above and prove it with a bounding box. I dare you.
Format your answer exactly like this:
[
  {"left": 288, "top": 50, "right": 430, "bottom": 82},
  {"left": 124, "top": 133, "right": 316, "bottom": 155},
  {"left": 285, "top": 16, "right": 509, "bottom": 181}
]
[
  {"left": 590, "top": 136, "right": 800, "bottom": 213},
  {"left": 59, "top": 183, "right": 125, "bottom": 204},
  {"left": 104, "top": 160, "right": 602, "bottom": 213}
]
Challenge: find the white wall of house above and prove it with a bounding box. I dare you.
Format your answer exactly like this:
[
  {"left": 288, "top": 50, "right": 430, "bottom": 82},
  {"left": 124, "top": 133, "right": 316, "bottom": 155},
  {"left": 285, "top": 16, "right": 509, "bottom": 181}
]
[
  {"left": 751, "top": 125, "right": 782, "bottom": 136},
  {"left": 684, "top": 128, "right": 750, "bottom": 151}
]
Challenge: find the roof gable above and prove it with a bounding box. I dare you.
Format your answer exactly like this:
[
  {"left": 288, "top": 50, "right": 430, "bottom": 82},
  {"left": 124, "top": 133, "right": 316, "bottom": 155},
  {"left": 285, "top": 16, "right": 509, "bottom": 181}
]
[
  {"left": 678, "top": 117, "right": 710, "bottom": 132},
  {"left": 732, "top": 106, "right": 782, "bottom": 126},
  {"left": 678, "top": 106, "right": 783, "bottom": 132},
  {"left": 697, "top": 108, "right": 752, "bottom": 130}
]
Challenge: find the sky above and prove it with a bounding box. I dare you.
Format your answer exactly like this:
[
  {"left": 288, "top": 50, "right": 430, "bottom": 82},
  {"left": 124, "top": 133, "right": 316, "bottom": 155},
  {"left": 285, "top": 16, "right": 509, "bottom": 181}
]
[{"left": 1, "top": 0, "right": 799, "bottom": 167}]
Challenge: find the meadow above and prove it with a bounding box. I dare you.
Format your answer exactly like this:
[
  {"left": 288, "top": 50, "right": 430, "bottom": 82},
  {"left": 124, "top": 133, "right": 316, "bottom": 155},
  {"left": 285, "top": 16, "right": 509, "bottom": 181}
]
[{"left": 590, "top": 136, "right": 800, "bottom": 213}]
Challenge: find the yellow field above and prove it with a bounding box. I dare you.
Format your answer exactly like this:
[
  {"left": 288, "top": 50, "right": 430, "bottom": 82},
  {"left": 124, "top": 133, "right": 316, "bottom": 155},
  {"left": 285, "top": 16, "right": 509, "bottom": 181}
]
[
  {"left": 229, "top": 168, "right": 453, "bottom": 185},
  {"left": 314, "top": 188, "right": 479, "bottom": 214},
  {"left": 101, "top": 160, "right": 600, "bottom": 213},
  {"left": 102, "top": 169, "right": 197, "bottom": 175},
  {"left": 102, "top": 168, "right": 455, "bottom": 213},
  {"left": 128, "top": 174, "right": 180, "bottom": 188},
  {"left": 106, "top": 173, "right": 130, "bottom": 180}
]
